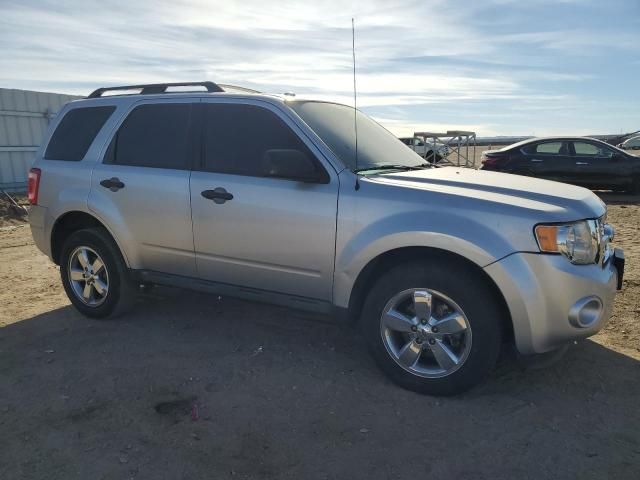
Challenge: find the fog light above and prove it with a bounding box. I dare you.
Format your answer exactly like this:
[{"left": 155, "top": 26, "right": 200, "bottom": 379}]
[{"left": 568, "top": 296, "right": 603, "bottom": 328}]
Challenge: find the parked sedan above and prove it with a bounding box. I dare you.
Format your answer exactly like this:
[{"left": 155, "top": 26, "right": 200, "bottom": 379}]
[
  {"left": 480, "top": 137, "right": 640, "bottom": 193},
  {"left": 618, "top": 135, "right": 640, "bottom": 151}
]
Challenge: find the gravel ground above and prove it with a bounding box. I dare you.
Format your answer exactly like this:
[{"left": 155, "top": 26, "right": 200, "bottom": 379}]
[{"left": 0, "top": 195, "right": 638, "bottom": 480}]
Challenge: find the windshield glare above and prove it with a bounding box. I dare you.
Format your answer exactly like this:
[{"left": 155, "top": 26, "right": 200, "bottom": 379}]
[{"left": 289, "top": 101, "right": 426, "bottom": 172}]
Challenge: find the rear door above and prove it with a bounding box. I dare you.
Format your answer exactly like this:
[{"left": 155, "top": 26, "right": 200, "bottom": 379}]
[
  {"left": 189, "top": 99, "right": 339, "bottom": 301},
  {"left": 88, "top": 99, "right": 197, "bottom": 277},
  {"left": 519, "top": 140, "right": 573, "bottom": 182}
]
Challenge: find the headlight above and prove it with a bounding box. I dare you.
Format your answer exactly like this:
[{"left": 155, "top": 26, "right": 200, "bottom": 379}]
[{"left": 535, "top": 220, "right": 599, "bottom": 265}]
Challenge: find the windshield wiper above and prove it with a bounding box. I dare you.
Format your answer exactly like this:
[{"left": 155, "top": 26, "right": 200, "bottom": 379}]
[{"left": 353, "top": 164, "right": 432, "bottom": 173}]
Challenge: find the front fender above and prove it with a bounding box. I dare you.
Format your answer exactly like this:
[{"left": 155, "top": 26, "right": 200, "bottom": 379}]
[{"left": 333, "top": 210, "right": 516, "bottom": 309}]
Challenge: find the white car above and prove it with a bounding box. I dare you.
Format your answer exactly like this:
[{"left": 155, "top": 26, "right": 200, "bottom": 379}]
[
  {"left": 399, "top": 137, "right": 449, "bottom": 162},
  {"left": 618, "top": 135, "right": 640, "bottom": 151}
]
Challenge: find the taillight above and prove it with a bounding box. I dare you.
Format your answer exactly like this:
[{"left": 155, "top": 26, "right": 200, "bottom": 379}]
[
  {"left": 480, "top": 154, "right": 505, "bottom": 169},
  {"left": 28, "top": 168, "right": 41, "bottom": 205},
  {"left": 481, "top": 157, "right": 499, "bottom": 167}
]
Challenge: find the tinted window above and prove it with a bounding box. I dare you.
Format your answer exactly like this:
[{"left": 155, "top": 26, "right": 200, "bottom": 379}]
[
  {"left": 202, "top": 104, "right": 322, "bottom": 178},
  {"left": 573, "top": 141, "right": 612, "bottom": 157},
  {"left": 45, "top": 106, "right": 115, "bottom": 161},
  {"left": 111, "top": 104, "right": 192, "bottom": 169},
  {"left": 535, "top": 142, "right": 563, "bottom": 154}
]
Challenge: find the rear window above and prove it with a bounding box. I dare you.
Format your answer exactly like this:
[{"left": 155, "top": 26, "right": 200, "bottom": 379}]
[{"left": 45, "top": 106, "right": 115, "bottom": 161}]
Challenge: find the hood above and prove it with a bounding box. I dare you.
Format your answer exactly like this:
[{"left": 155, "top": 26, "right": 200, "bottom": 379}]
[{"left": 364, "top": 166, "right": 605, "bottom": 222}]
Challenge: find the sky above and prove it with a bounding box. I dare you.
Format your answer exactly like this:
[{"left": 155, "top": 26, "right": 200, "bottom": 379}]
[{"left": 1, "top": 0, "right": 639, "bottom": 137}]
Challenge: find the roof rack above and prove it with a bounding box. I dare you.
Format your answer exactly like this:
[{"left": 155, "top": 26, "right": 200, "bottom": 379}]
[
  {"left": 217, "top": 83, "right": 261, "bottom": 94},
  {"left": 87, "top": 81, "right": 224, "bottom": 98}
]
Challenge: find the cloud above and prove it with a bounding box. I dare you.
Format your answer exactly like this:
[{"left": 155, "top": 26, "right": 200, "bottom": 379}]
[{"left": 0, "top": 0, "right": 638, "bottom": 135}]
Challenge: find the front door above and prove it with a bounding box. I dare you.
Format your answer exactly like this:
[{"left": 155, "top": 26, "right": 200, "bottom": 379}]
[
  {"left": 570, "top": 140, "right": 629, "bottom": 188},
  {"left": 189, "top": 100, "right": 339, "bottom": 301}
]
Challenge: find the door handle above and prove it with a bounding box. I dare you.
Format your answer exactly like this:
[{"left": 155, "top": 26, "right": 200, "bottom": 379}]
[
  {"left": 530, "top": 159, "right": 543, "bottom": 163},
  {"left": 575, "top": 162, "right": 589, "bottom": 165},
  {"left": 100, "top": 177, "right": 125, "bottom": 191},
  {"left": 201, "top": 188, "right": 234, "bottom": 204}
]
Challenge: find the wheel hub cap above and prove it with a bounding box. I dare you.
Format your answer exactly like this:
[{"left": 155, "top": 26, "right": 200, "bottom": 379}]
[
  {"left": 380, "top": 289, "right": 472, "bottom": 378},
  {"left": 67, "top": 246, "right": 109, "bottom": 307}
]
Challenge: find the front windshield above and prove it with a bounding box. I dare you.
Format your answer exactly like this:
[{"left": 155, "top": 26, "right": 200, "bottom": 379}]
[
  {"left": 289, "top": 101, "right": 426, "bottom": 172},
  {"left": 624, "top": 136, "right": 640, "bottom": 147}
]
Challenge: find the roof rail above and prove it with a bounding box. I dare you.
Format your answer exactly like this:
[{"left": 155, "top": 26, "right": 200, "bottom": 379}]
[
  {"left": 87, "top": 81, "right": 224, "bottom": 98},
  {"left": 217, "top": 83, "right": 261, "bottom": 94}
]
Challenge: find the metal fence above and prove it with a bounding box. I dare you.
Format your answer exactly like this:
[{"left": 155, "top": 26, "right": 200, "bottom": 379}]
[{"left": 0, "top": 88, "right": 81, "bottom": 192}]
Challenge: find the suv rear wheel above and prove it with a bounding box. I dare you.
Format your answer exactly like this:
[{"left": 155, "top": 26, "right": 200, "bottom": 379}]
[
  {"left": 60, "top": 228, "right": 134, "bottom": 319},
  {"left": 360, "top": 261, "right": 503, "bottom": 395}
]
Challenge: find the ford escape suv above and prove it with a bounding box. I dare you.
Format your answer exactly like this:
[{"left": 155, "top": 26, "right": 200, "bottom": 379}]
[{"left": 28, "top": 81, "right": 625, "bottom": 395}]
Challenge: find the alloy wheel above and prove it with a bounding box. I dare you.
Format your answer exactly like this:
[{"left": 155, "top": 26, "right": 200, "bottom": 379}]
[
  {"left": 67, "top": 246, "right": 109, "bottom": 306},
  {"left": 380, "top": 288, "right": 472, "bottom": 378}
]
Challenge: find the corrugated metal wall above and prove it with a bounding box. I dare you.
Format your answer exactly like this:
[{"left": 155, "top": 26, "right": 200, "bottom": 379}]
[{"left": 0, "top": 88, "right": 81, "bottom": 191}]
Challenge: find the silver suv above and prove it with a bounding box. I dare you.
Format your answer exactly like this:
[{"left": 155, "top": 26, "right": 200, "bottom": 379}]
[{"left": 28, "top": 81, "right": 624, "bottom": 395}]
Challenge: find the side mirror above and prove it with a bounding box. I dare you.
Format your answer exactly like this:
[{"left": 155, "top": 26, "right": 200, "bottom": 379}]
[{"left": 262, "top": 149, "right": 325, "bottom": 183}]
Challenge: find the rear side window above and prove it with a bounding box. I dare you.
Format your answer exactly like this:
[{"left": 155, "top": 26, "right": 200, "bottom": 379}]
[
  {"left": 523, "top": 141, "right": 565, "bottom": 155},
  {"left": 108, "top": 103, "right": 192, "bottom": 169},
  {"left": 201, "top": 103, "right": 321, "bottom": 178},
  {"left": 45, "top": 106, "right": 115, "bottom": 161},
  {"left": 535, "top": 142, "right": 563, "bottom": 154}
]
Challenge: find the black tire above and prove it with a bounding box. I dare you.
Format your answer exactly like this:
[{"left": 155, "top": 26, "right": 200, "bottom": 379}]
[
  {"left": 60, "top": 228, "right": 135, "bottom": 319},
  {"left": 424, "top": 150, "right": 441, "bottom": 163},
  {"left": 360, "top": 260, "right": 504, "bottom": 396}
]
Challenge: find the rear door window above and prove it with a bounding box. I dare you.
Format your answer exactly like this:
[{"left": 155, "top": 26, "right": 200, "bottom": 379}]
[
  {"left": 534, "top": 142, "right": 563, "bottom": 154},
  {"left": 45, "top": 106, "right": 115, "bottom": 161},
  {"left": 107, "top": 103, "right": 192, "bottom": 169},
  {"left": 522, "top": 141, "right": 569, "bottom": 155}
]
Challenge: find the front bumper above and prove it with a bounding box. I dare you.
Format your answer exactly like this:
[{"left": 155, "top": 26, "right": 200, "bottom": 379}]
[{"left": 484, "top": 249, "right": 623, "bottom": 355}]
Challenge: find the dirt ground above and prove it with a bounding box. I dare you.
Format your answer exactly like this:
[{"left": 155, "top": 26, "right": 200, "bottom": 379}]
[{"left": 0, "top": 194, "right": 638, "bottom": 479}]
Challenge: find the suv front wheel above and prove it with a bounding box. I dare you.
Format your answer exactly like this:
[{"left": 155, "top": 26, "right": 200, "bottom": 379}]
[
  {"left": 60, "top": 228, "right": 134, "bottom": 319},
  {"left": 361, "top": 260, "right": 503, "bottom": 395}
]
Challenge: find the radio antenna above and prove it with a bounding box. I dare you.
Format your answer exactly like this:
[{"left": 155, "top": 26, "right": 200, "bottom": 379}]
[{"left": 352, "top": 18, "right": 360, "bottom": 191}]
